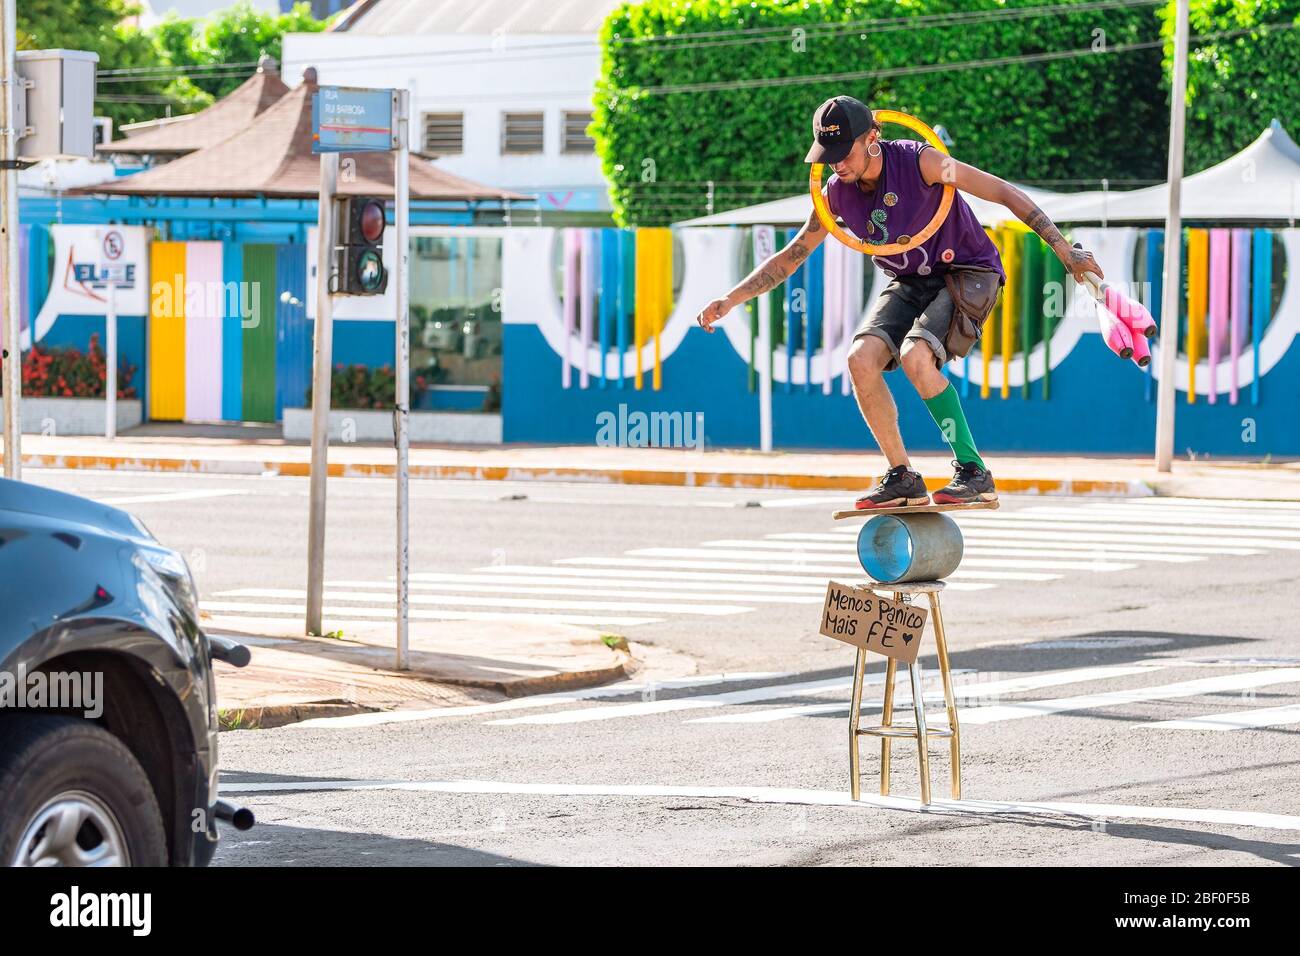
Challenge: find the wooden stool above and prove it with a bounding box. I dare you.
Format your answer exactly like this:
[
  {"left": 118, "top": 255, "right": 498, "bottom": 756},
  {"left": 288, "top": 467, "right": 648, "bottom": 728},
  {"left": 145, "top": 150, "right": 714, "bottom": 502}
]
[{"left": 848, "top": 580, "right": 961, "bottom": 805}]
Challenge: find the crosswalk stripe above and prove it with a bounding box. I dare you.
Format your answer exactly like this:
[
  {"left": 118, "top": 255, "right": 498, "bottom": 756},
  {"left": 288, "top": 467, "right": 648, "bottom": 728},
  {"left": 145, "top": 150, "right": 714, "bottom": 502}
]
[
  {"left": 686, "top": 663, "right": 1167, "bottom": 723},
  {"left": 200, "top": 600, "right": 662, "bottom": 627},
  {"left": 682, "top": 544, "right": 1134, "bottom": 573},
  {"left": 556, "top": 555, "right": 1049, "bottom": 582},
  {"left": 952, "top": 515, "right": 1300, "bottom": 543},
  {"left": 488, "top": 660, "right": 1170, "bottom": 728},
  {"left": 289, "top": 672, "right": 797, "bottom": 729},
  {"left": 208, "top": 589, "right": 754, "bottom": 616},
  {"left": 1035, "top": 503, "right": 1300, "bottom": 525},
  {"left": 957, "top": 668, "right": 1300, "bottom": 725},
  {"left": 999, "top": 508, "right": 1300, "bottom": 534},
  {"left": 351, "top": 572, "right": 832, "bottom": 595},
  {"left": 776, "top": 532, "right": 1243, "bottom": 558},
  {"left": 451, "top": 566, "right": 831, "bottom": 589},
  {"left": 223, "top": 584, "right": 821, "bottom": 606},
  {"left": 98, "top": 488, "right": 248, "bottom": 505},
  {"left": 939, "top": 526, "right": 1290, "bottom": 550},
  {"left": 1125, "top": 497, "right": 1300, "bottom": 512},
  {"left": 1145, "top": 703, "right": 1300, "bottom": 731},
  {"left": 479, "top": 564, "right": 994, "bottom": 591},
  {"left": 488, "top": 675, "right": 863, "bottom": 725}
]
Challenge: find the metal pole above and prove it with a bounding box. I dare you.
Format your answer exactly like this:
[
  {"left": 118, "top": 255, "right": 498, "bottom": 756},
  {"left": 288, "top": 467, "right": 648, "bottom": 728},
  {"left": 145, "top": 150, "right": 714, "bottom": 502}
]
[
  {"left": 105, "top": 280, "right": 117, "bottom": 439},
  {"left": 1155, "top": 0, "right": 1190, "bottom": 473},
  {"left": 306, "top": 151, "right": 338, "bottom": 636},
  {"left": 394, "top": 89, "right": 411, "bottom": 670},
  {"left": 0, "top": 0, "right": 21, "bottom": 479}
]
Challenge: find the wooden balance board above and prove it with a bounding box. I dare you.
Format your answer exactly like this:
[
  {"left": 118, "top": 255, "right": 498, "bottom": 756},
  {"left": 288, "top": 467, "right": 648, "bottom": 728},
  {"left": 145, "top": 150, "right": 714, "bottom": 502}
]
[{"left": 831, "top": 500, "right": 1000, "bottom": 521}]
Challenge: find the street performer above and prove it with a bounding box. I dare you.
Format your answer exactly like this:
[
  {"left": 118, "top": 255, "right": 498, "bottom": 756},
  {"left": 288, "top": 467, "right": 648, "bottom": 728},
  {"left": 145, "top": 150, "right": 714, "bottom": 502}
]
[{"left": 696, "top": 95, "right": 1104, "bottom": 508}]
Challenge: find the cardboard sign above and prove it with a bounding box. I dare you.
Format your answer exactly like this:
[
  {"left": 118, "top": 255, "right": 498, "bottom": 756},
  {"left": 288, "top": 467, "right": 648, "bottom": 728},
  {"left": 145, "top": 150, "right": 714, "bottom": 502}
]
[{"left": 819, "top": 581, "right": 928, "bottom": 664}]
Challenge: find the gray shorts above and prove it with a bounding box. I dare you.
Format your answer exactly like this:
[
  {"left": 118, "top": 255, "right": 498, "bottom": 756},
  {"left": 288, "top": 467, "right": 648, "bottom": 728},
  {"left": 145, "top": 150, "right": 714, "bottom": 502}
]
[{"left": 853, "top": 271, "right": 972, "bottom": 372}]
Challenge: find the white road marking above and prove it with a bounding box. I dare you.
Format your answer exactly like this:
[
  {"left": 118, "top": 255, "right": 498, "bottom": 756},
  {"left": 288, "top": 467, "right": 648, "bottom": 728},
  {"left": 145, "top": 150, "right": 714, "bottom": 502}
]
[
  {"left": 216, "top": 778, "right": 1300, "bottom": 833},
  {"left": 287, "top": 672, "right": 796, "bottom": 729},
  {"left": 1027, "top": 505, "right": 1300, "bottom": 528},
  {"left": 958, "top": 668, "right": 1300, "bottom": 725},
  {"left": 208, "top": 591, "right": 750, "bottom": 615},
  {"left": 685, "top": 544, "right": 1135, "bottom": 572},
  {"left": 688, "top": 663, "right": 1167, "bottom": 724},
  {"left": 557, "top": 555, "right": 1051, "bottom": 583},
  {"left": 200, "top": 601, "right": 661, "bottom": 627},
  {"left": 1146, "top": 703, "right": 1300, "bottom": 731},
  {"left": 952, "top": 516, "right": 1300, "bottom": 546},
  {"left": 220, "top": 584, "right": 817, "bottom": 607},
  {"left": 1114, "top": 497, "right": 1300, "bottom": 512},
  {"left": 942, "top": 526, "right": 1295, "bottom": 550},
  {"left": 488, "top": 675, "right": 865, "bottom": 725},
  {"left": 97, "top": 488, "right": 249, "bottom": 505},
  {"left": 318, "top": 580, "right": 816, "bottom": 600},
  {"left": 453, "top": 565, "right": 838, "bottom": 589},
  {"left": 378, "top": 574, "right": 831, "bottom": 595},
  {"left": 773, "top": 532, "right": 1242, "bottom": 558}
]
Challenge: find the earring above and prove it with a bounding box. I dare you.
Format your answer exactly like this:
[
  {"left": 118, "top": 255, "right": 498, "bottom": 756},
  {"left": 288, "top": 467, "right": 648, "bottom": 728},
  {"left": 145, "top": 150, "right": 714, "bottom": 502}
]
[{"left": 867, "top": 141, "right": 881, "bottom": 158}]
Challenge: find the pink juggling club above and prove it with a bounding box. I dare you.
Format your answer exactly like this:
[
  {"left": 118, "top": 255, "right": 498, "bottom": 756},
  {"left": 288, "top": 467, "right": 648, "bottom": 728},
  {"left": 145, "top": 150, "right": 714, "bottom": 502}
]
[
  {"left": 1078, "top": 270, "right": 1134, "bottom": 360},
  {"left": 1130, "top": 331, "right": 1151, "bottom": 368}
]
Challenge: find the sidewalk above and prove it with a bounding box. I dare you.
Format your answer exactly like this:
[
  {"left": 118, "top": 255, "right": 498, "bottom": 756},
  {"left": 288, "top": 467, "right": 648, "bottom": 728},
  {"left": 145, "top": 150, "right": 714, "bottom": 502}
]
[
  {"left": 206, "top": 617, "right": 693, "bottom": 729},
  {"left": 9, "top": 431, "right": 1299, "bottom": 498}
]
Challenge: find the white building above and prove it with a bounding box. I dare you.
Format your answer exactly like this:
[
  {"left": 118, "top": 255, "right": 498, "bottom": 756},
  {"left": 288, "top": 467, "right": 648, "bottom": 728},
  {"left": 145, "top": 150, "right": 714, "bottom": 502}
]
[{"left": 281, "top": 0, "right": 622, "bottom": 221}]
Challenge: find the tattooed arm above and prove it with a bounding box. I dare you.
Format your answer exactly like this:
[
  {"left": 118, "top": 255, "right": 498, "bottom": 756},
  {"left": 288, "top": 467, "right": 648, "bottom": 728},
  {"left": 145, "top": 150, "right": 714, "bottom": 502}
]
[
  {"left": 696, "top": 205, "right": 828, "bottom": 333},
  {"left": 918, "top": 148, "right": 1104, "bottom": 284}
]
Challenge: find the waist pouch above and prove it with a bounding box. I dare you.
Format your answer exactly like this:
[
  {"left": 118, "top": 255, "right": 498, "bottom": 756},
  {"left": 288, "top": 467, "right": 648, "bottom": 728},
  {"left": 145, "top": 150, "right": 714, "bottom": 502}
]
[{"left": 942, "top": 268, "right": 1003, "bottom": 359}]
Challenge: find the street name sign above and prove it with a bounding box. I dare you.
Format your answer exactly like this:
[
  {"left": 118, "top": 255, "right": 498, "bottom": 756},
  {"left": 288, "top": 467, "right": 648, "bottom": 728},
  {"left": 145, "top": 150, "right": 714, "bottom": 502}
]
[{"left": 312, "top": 86, "right": 398, "bottom": 153}]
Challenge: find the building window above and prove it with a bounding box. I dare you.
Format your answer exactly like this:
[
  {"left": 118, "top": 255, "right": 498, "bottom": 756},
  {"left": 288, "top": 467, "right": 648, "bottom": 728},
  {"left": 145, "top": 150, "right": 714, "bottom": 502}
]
[
  {"left": 502, "top": 111, "right": 544, "bottom": 155},
  {"left": 422, "top": 112, "right": 463, "bottom": 156},
  {"left": 562, "top": 111, "right": 595, "bottom": 154}
]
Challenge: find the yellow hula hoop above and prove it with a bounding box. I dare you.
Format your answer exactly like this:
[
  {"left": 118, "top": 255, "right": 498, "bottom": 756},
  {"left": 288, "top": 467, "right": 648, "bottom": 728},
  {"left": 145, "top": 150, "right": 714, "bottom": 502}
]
[{"left": 809, "top": 109, "right": 955, "bottom": 257}]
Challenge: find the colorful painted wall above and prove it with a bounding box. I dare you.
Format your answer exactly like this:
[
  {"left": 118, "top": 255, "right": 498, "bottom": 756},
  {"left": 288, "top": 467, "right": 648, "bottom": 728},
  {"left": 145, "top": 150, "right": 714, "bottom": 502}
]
[{"left": 502, "top": 227, "right": 1300, "bottom": 457}]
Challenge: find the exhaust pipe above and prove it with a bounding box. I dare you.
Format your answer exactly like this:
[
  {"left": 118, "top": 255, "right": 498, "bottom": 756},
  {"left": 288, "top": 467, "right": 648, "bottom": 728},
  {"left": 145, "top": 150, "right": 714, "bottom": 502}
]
[{"left": 214, "top": 799, "right": 256, "bottom": 831}]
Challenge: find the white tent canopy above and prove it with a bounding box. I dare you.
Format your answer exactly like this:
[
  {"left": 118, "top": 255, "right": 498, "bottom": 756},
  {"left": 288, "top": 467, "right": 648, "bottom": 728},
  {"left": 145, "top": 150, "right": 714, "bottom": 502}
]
[
  {"left": 1046, "top": 120, "right": 1300, "bottom": 224},
  {"left": 677, "top": 181, "right": 1072, "bottom": 229}
]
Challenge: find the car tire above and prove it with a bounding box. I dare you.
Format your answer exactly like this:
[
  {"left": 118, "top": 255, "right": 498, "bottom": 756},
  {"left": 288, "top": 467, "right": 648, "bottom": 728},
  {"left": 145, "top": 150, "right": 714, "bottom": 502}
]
[{"left": 0, "top": 715, "right": 167, "bottom": 867}]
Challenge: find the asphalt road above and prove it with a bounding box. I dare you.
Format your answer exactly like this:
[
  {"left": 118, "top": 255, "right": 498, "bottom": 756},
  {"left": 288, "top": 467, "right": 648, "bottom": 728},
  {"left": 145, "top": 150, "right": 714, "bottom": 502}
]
[{"left": 27, "top": 467, "right": 1300, "bottom": 866}]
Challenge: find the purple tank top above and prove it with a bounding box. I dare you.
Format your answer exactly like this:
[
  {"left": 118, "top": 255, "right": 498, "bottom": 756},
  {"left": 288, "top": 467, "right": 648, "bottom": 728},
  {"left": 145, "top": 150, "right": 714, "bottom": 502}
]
[{"left": 826, "top": 139, "right": 1005, "bottom": 281}]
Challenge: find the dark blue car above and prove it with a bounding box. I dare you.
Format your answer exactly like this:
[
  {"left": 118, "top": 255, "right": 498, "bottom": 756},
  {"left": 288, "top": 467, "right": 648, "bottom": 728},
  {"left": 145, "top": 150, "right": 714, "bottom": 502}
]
[{"left": 0, "top": 476, "right": 251, "bottom": 866}]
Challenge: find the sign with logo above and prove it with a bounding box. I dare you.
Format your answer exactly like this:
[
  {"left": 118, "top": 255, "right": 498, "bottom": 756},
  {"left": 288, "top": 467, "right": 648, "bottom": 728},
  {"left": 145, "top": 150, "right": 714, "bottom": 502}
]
[
  {"left": 819, "top": 581, "right": 928, "bottom": 663},
  {"left": 27, "top": 225, "right": 150, "bottom": 348},
  {"left": 312, "top": 86, "right": 398, "bottom": 153}
]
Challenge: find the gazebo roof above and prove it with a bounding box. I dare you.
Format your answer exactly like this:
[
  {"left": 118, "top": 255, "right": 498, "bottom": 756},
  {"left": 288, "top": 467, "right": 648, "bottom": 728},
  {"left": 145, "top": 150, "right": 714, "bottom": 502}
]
[
  {"left": 99, "top": 56, "right": 290, "bottom": 156},
  {"left": 83, "top": 70, "right": 526, "bottom": 203}
]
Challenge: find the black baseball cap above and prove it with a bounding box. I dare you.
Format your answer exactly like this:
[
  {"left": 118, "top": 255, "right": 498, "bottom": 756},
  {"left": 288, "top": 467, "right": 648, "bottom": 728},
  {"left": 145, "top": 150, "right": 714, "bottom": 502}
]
[{"left": 805, "top": 96, "right": 875, "bottom": 165}]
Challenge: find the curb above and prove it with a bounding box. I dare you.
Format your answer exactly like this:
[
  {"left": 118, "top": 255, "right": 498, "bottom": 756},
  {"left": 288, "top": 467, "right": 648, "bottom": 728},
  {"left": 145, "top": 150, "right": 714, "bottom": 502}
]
[{"left": 22, "top": 452, "right": 1152, "bottom": 498}]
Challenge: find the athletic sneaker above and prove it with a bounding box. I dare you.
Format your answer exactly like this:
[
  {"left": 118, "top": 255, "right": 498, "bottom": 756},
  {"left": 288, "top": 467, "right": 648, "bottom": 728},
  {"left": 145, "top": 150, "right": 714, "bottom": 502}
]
[
  {"left": 855, "top": 465, "right": 931, "bottom": 510},
  {"left": 932, "top": 460, "right": 998, "bottom": 504}
]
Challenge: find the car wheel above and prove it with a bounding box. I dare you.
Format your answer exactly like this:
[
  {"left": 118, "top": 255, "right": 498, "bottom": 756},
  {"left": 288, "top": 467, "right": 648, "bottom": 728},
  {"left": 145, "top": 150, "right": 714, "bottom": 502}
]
[{"left": 0, "top": 715, "right": 167, "bottom": 867}]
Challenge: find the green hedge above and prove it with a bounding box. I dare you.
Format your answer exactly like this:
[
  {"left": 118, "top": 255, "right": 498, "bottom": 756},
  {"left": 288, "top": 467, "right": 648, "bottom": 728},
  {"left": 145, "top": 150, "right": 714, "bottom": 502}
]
[
  {"left": 594, "top": 0, "right": 1169, "bottom": 226},
  {"left": 1172, "top": 0, "right": 1300, "bottom": 171}
]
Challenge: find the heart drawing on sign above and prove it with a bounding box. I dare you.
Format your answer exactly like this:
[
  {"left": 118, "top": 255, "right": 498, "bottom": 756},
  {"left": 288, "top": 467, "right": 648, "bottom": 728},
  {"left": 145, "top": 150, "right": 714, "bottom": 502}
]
[{"left": 902, "top": 633, "right": 914, "bottom": 644}]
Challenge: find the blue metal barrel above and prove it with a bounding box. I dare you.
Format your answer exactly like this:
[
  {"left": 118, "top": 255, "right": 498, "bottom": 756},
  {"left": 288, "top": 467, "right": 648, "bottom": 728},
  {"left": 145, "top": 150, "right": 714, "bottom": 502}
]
[{"left": 856, "top": 513, "right": 964, "bottom": 583}]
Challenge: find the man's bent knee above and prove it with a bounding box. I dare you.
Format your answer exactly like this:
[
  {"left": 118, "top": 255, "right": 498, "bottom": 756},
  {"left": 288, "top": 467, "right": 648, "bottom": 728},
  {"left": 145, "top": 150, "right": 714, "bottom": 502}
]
[
  {"left": 900, "top": 339, "right": 941, "bottom": 379},
  {"left": 847, "top": 335, "right": 891, "bottom": 379}
]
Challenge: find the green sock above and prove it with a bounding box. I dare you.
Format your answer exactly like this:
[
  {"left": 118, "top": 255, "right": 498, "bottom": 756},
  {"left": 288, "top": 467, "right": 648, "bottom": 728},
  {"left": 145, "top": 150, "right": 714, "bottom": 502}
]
[{"left": 922, "top": 382, "right": 986, "bottom": 469}]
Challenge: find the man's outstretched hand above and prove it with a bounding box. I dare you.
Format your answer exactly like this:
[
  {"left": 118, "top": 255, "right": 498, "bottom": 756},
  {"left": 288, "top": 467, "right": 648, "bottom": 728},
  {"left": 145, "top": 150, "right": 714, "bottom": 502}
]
[
  {"left": 695, "top": 297, "right": 733, "bottom": 333},
  {"left": 1061, "top": 244, "right": 1104, "bottom": 285}
]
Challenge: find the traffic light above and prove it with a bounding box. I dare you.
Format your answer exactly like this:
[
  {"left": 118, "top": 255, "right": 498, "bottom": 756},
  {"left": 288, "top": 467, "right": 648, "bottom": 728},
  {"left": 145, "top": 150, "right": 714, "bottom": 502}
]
[{"left": 336, "top": 196, "right": 388, "bottom": 295}]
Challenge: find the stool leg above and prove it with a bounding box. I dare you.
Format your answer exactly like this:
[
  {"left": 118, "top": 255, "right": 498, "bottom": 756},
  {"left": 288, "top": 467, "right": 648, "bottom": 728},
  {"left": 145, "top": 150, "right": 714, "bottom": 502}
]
[
  {"left": 848, "top": 647, "right": 866, "bottom": 800},
  {"left": 929, "top": 591, "right": 962, "bottom": 800},
  {"left": 909, "top": 658, "right": 932, "bottom": 806},
  {"left": 880, "top": 657, "right": 897, "bottom": 796}
]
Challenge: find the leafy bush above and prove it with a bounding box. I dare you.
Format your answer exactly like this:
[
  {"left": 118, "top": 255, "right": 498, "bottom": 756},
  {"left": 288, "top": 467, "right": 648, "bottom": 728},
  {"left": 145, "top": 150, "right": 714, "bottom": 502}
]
[
  {"left": 306, "top": 364, "right": 428, "bottom": 409},
  {"left": 1, "top": 335, "right": 137, "bottom": 399},
  {"left": 1169, "top": 0, "right": 1300, "bottom": 172},
  {"left": 594, "top": 0, "right": 1170, "bottom": 225}
]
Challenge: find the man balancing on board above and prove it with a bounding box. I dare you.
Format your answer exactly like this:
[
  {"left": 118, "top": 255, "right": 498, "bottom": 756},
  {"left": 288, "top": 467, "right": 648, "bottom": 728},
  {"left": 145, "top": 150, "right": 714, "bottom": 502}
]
[{"left": 696, "top": 95, "right": 1104, "bottom": 509}]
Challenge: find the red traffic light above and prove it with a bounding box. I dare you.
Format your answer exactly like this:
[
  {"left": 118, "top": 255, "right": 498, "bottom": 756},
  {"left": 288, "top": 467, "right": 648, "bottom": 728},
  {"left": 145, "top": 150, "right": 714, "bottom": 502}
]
[{"left": 360, "top": 199, "right": 385, "bottom": 242}]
